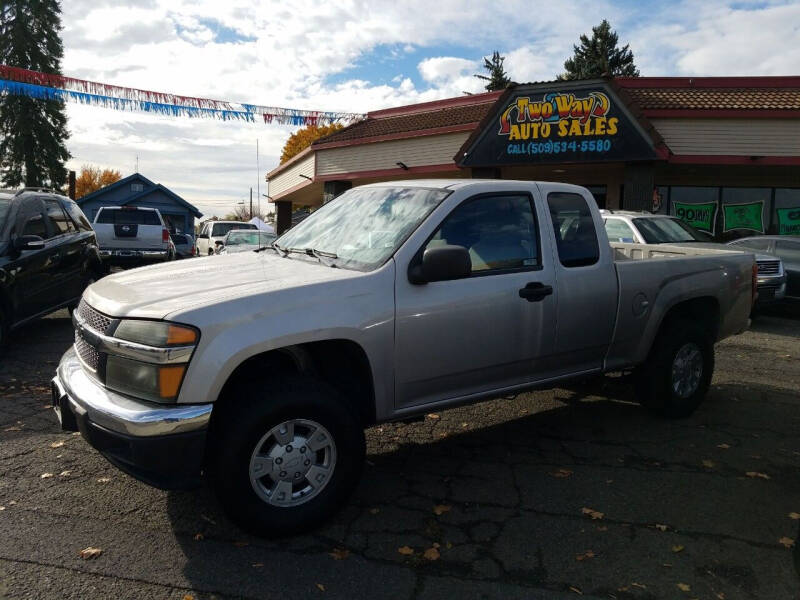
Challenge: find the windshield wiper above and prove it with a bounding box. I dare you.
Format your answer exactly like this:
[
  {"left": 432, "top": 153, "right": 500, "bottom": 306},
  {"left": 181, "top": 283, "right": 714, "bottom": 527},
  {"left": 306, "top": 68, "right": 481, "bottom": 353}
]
[
  {"left": 270, "top": 242, "right": 288, "bottom": 256},
  {"left": 284, "top": 247, "right": 339, "bottom": 266}
]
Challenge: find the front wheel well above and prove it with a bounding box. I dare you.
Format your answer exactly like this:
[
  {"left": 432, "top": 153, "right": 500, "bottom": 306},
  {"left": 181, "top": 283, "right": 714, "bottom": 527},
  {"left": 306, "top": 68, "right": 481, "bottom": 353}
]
[{"left": 215, "top": 339, "right": 377, "bottom": 428}]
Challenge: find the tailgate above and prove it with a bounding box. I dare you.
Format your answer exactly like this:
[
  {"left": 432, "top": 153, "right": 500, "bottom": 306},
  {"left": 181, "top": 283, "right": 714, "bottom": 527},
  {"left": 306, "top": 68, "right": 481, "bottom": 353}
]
[{"left": 94, "top": 223, "right": 165, "bottom": 249}]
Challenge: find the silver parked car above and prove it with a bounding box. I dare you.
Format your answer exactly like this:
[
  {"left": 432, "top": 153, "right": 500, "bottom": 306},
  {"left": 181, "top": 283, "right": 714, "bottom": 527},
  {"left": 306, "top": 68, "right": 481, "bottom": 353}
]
[
  {"left": 216, "top": 230, "right": 276, "bottom": 254},
  {"left": 728, "top": 236, "right": 800, "bottom": 301}
]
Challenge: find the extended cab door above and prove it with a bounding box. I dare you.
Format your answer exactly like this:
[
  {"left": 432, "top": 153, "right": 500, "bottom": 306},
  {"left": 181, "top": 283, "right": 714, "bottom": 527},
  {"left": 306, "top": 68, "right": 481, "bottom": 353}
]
[
  {"left": 538, "top": 184, "right": 617, "bottom": 375},
  {"left": 393, "top": 190, "right": 557, "bottom": 409}
]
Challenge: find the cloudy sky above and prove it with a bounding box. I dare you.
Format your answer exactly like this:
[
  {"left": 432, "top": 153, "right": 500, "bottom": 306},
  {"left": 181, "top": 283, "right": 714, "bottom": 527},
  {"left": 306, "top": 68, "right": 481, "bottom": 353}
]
[{"left": 60, "top": 0, "right": 800, "bottom": 217}]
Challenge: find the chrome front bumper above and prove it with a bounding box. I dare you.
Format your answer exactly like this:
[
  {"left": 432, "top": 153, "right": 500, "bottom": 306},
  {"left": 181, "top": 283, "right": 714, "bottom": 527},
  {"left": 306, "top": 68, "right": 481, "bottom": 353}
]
[
  {"left": 54, "top": 346, "right": 211, "bottom": 437},
  {"left": 51, "top": 347, "right": 211, "bottom": 489}
]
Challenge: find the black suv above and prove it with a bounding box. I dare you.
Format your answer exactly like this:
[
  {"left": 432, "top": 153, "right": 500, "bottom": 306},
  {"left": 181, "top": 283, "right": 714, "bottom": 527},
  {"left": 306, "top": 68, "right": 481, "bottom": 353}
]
[{"left": 0, "top": 188, "right": 102, "bottom": 347}]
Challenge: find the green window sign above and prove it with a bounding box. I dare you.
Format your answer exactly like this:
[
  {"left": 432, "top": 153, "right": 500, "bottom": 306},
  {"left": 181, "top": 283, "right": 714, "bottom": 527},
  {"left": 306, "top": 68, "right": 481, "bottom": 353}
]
[
  {"left": 776, "top": 207, "right": 800, "bottom": 235},
  {"left": 723, "top": 201, "right": 764, "bottom": 233},
  {"left": 673, "top": 201, "right": 717, "bottom": 233}
]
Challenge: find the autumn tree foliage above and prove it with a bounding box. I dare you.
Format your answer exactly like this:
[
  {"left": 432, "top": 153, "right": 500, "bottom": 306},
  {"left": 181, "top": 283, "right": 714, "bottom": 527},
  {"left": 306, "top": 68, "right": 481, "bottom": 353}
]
[
  {"left": 75, "top": 165, "right": 122, "bottom": 199},
  {"left": 280, "top": 123, "right": 344, "bottom": 164}
]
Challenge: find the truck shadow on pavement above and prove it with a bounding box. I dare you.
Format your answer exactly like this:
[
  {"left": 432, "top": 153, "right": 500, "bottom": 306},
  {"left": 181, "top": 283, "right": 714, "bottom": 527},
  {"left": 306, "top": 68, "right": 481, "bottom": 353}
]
[{"left": 165, "top": 381, "right": 800, "bottom": 600}]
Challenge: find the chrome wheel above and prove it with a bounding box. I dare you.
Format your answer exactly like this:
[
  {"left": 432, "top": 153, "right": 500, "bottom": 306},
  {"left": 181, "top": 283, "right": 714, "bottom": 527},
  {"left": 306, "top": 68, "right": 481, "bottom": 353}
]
[
  {"left": 671, "top": 342, "right": 703, "bottom": 399},
  {"left": 248, "top": 418, "right": 337, "bottom": 507}
]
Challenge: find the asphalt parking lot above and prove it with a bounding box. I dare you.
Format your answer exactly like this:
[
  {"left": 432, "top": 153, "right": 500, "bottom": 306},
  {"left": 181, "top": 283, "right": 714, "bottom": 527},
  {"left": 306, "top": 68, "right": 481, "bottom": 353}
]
[{"left": 0, "top": 308, "right": 798, "bottom": 600}]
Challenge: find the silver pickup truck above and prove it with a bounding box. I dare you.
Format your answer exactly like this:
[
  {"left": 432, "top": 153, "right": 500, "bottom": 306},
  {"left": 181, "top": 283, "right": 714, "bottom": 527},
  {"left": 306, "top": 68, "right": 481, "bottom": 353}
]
[{"left": 52, "top": 180, "right": 754, "bottom": 536}]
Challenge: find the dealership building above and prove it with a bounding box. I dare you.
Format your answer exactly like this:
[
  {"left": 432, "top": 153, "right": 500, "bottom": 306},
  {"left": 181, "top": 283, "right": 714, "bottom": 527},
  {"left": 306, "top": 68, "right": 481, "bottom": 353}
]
[{"left": 267, "top": 76, "right": 800, "bottom": 239}]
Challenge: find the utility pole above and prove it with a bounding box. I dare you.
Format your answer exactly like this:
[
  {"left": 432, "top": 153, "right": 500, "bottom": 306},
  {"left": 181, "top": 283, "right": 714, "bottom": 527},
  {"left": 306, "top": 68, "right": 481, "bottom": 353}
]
[{"left": 249, "top": 187, "right": 253, "bottom": 219}]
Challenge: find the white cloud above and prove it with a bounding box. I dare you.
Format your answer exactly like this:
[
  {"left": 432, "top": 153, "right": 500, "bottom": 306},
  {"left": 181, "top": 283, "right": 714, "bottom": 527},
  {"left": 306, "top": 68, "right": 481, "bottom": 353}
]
[{"left": 55, "top": 0, "right": 800, "bottom": 217}]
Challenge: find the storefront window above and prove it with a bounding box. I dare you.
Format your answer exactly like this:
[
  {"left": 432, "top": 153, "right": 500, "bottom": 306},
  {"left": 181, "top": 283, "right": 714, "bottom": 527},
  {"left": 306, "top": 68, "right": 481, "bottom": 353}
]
[
  {"left": 669, "top": 187, "right": 718, "bottom": 235},
  {"left": 774, "top": 189, "right": 800, "bottom": 236},
  {"left": 720, "top": 188, "right": 770, "bottom": 241},
  {"left": 584, "top": 185, "right": 607, "bottom": 209}
]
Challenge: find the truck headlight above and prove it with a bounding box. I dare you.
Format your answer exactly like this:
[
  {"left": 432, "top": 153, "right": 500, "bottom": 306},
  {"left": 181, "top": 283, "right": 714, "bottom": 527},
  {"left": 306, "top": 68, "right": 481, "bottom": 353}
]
[{"left": 104, "top": 320, "right": 199, "bottom": 402}]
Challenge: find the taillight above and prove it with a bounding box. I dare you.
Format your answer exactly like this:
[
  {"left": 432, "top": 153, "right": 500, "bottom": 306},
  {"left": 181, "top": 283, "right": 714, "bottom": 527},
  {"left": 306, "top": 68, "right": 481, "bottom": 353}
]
[
  {"left": 190, "top": 245, "right": 195, "bottom": 255},
  {"left": 751, "top": 262, "right": 758, "bottom": 307},
  {"left": 162, "top": 229, "right": 169, "bottom": 243}
]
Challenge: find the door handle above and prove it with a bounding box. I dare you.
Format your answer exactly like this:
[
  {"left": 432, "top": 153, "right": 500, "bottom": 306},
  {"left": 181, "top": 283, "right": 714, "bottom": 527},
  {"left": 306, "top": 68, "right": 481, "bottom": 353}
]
[{"left": 519, "top": 282, "right": 553, "bottom": 302}]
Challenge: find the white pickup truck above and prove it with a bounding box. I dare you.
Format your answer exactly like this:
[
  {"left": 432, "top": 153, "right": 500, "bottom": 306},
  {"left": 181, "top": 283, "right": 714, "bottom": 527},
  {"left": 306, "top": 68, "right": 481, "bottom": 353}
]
[
  {"left": 92, "top": 206, "right": 173, "bottom": 270},
  {"left": 52, "top": 180, "right": 754, "bottom": 536}
]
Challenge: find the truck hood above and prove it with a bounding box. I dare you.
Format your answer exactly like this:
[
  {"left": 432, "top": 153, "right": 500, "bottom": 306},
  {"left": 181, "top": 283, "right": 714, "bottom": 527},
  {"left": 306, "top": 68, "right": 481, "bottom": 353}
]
[
  {"left": 83, "top": 251, "right": 361, "bottom": 320},
  {"left": 669, "top": 242, "right": 774, "bottom": 262}
]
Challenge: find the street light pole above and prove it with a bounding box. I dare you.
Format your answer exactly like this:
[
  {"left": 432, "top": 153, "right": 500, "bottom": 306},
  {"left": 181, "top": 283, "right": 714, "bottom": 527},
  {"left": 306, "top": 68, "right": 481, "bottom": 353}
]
[{"left": 249, "top": 187, "right": 253, "bottom": 220}]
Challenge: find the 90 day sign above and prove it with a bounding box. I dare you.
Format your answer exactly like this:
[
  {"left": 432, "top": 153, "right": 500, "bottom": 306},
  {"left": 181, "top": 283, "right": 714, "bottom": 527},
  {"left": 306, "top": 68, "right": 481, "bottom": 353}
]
[{"left": 673, "top": 201, "right": 717, "bottom": 234}]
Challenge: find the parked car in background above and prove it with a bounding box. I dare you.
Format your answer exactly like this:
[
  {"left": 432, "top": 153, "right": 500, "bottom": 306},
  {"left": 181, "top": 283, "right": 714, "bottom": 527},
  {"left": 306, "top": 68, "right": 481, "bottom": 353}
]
[
  {"left": 0, "top": 188, "right": 101, "bottom": 347},
  {"left": 170, "top": 233, "right": 195, "bottom": 259},
  {"left": 196, "top": 220, "right": 257, "bottom": 256},
  {"left": 601, "top": 210, "right": 786, "bottom": 308},
  {"left": 728, "top": 236, "right": 800, "bottom": 300},
  {"left": 54, "top": 180, "right": 754, "bottom": 536},
  {"left": 216, "top": 230, "right": 276, "bottom": 254},
  {"left": 92, "top": 206, "right": 173, "bottom": 271}
]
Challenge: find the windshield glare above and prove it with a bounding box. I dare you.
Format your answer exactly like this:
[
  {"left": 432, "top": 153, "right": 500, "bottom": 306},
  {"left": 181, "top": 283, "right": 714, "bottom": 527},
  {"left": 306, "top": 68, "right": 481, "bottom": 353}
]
[
  {"left": 275, "top": 186, "right": 449, "bottom": 270},
  {"left": 226, "top": 231, "right": 275, "bottom": 245},
  {"left": 633, "top": 217, "right": 708, "bottom": 244},
  {"left": 0, "top": 198, "right": 10, "bottom": 236}
]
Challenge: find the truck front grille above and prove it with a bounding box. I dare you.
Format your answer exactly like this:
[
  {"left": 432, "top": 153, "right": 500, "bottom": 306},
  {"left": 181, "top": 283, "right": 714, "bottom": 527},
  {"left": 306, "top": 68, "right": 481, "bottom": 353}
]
[
  {"left": 757, "top": 260, "right": 780, "bottom": 275},
  {"left": 77, "top": 299, "right": 113, "bottom": 334},
  {"left": 75, "top": 333, "right": 100, "bottom": 372}
]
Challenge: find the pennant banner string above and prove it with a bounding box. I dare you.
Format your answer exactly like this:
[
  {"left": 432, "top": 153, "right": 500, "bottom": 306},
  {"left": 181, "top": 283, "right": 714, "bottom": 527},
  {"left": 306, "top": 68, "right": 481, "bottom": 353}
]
[{"left": 0, "top": 64, "right": 365, "bottom": 125}]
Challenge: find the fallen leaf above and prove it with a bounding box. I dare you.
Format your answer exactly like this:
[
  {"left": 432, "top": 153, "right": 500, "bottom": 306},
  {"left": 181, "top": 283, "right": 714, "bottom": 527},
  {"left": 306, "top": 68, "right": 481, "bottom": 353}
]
[
  {"left": 778, "top": 537, "right": 795, "bottom": 548},
  {"left": 200, "top": 514, "right": 217, "bottom": 525},
  {"left": 252, "top": 563, "right": 263, "bottom": 568},
  {"left": 631, "top": 582, "right": 647, "bottom": 589},
  {"left": 193, "top": 533, "right": 204, "bottom": 541},
  {"left": 605, "top": 479, "right": 614, "bottom": 484},
  {"left": 745, "top": 471, "right": 770, "bottom": 480},
  {"left": 677, "top": 583, "right": 691, "bottom": 592},
  {"left": 654, "top": 523, "right": 668, "bottom": 532},
  {"left": 234, "top": 541, "right": 248, "bottom": 547},
  {"left": 581, "top": 507, "right": 604, "bottom": 520},
  {"left": 433, "top": 504, "right": 451, "bottom": 516},
  {"left": 78, "top": 546, "right": 103, "bottom": 560},
  {"left": 369, "top": 508, "right": 380, "bottom": 515},
  {"left": 423, "top": 547, "right": 440, "bottom": 561},
  {"left": 316, "top": 583, "right": 325, "bottom": 592},
  {"left": 397, "top": 546, "right": 414, "bottom": 556},
  {"left": 716, "top": 593, "right": 726, "bottom": 600},
  {"left": 50, "top": 441, "right": 65, "bottom": 448},
  {"left": 4, "top": 426, "right": 21, "bottom": 432},
  {"left": 426, "top": 414, "right": 440, "bottom": 419},
  {"left": 672, "top": 545, "right": 685, "bottom": 553},
  {"left": 596, "top": 525, "right": 608, "bottom": 532},
  {"left": 575, "top": 550, "right": 596, "bottom": 561},
  {"left": 550, "top": 468, "right": 573, "bottom": 478},
  {"left": 788, "top": 512, "right": 800, "bottom": 520},
  {"left": 568, "top": 586, "right": 583, "bottom": 595},
  {"left": 183, "top": 595, "right": 194, "bottom": 600},
  {"left": 460, "top": 422, "right": 468, "bottom": 428},
  {"left": 446, "top": 542, "right": 453, "bottom": 549},
  {"left": 702, "top": 459, "right": 715, "bottom": 468},
  {"left": 716, "top": 443, "right": 731, "bottom": 449},
  {"left": 97, "top": 477, "right": 111, "bottom": 483},
  {"left": 0, "top": 506, "right": 5, "bottom": 511},
  {"left": 40, "top": 473, "right": 53, "bottom": 479},
  {"left": 59, "top": 470, "right": 71, "bottom": 477},
  {"left": 329, "top": 547, "right": 349, "bottom": 560}
]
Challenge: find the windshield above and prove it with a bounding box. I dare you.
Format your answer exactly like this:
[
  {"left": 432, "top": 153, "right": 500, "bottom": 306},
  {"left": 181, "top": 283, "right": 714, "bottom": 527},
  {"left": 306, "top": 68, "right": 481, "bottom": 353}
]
[
  {"left": 226, "top": 231, "right": 275, "bottom": 245},
  {"left": 633, "top": 217, "right": 709, "bottom": 244},
  {"left": 212, "top": 222, "right": 256, "bottom": 237},
  {"left": 275, "top": 186, "right": 449, "bottom": 271}
]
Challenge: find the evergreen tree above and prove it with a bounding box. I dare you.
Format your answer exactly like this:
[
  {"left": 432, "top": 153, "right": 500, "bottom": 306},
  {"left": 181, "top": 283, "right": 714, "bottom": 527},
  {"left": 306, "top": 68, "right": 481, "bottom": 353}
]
[
  {"left": 0, "top": 0, "right": 71, "bottom": 188},
  {"left": 474, "top": 51, "right": 512, "bottom": 91},
  {"left": 559, "top": 20, "right": 639, "bottom": 80}
]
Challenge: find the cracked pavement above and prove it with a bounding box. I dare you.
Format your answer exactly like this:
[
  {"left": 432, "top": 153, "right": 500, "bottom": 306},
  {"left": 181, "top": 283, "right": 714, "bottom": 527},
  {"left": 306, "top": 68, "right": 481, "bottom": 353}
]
[{"left": 1, "top": 308, "right": 799, "bottom": 599}]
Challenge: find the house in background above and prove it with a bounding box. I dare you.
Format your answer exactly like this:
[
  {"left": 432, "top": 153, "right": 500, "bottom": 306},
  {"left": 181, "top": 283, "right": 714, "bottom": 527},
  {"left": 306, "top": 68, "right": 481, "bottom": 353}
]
[{"left": 77, "top": 173, "right": 202, "bottom": 236}]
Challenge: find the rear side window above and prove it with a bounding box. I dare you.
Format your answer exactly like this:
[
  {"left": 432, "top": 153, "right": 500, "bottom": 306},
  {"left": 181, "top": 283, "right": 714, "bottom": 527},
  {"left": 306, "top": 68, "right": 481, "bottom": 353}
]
[
  {"left": 63, "top": 200, "right": 93, "bottom": 232},
  {"left": 425, "top": 194, "right": 539, "bottom": 273},
  {"left": 96, "top": 208, "right": 160, "bottom": 225},
  {"left": 604, "top": 218, "right": 636, "bottom": 243},
  {"left": 547, "top": 192, "right": 599, "bottom": 268},
  {"left": 45, "top": 199, "right": 75, "bottom": 234}
]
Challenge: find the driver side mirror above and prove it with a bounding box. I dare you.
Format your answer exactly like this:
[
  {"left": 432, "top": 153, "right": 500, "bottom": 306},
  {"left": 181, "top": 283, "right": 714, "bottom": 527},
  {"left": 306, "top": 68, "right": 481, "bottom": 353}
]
[
  {"left": 214, "top": 240, "right": 224, "bottom": 246},
  {"left": 408, "top": 245, "right": 471, "bottom": 284},
  {"left": 13, "top": 235, "right": 45, "bottom": 252}
]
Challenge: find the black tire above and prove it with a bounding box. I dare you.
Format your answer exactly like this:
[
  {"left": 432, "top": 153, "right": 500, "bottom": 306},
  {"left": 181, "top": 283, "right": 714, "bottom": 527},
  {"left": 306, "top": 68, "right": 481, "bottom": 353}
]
[
  {"left": 634, "top": 319, "right": 714, "bottom": 418},
  {"left": 208, "top": 377, "right": 365, "bottom": 537}
]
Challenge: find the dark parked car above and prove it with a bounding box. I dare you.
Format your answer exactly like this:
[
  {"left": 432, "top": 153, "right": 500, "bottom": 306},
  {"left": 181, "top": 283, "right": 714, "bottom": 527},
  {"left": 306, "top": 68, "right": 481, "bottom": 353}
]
[
  {"left": 169, "top": 232, "right": 195, "bottom": 258},
  {"left": 728, "top": 236, "right": 800, "bottom": 300},
  {"left": 0, "top": 188, "right": 101, "bottom": 347}
]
